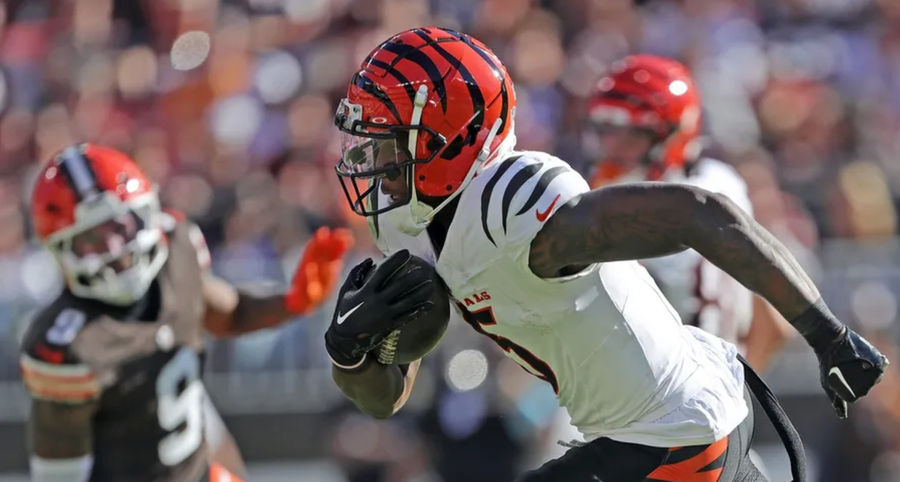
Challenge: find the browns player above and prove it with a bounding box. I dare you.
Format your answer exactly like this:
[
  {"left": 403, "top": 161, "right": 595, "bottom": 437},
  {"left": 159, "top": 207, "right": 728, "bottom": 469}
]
[
  {"left": 21, "top": 144, "right": 352, "bottom": 482},
  {"left": 323, "top": 28, "right": 887, "bottom": 480},
  {"left": 584, "top": 54, "right": 792, "bottom": 371}
]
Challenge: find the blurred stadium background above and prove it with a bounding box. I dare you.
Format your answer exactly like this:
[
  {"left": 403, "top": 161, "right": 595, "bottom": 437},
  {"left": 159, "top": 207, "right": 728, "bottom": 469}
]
[{"left": 0, "top": 0, "right": 899, "bottom": 480}]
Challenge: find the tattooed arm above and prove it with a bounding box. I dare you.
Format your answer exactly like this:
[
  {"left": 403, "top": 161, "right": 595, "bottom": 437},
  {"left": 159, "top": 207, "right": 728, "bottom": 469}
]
[
  {"left": 531, "top": 183, "right": 819, "bottom": 320},
  {"left": 531, "top": 182, "right": 888, "bottom": 417}
]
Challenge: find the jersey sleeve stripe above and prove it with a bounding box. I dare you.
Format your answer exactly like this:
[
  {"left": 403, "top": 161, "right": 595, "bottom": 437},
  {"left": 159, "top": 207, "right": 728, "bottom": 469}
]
[
  {"left": 21, "top": 373, "right": 100, "bottom": 403},
  {"left": 20, "top": 355, "right": 101, "bottom": 402},
  {"left": 23, "top": 376, "right": 100, "bottom": 397},
  {"left": 20, "top": 354, "right": 92, "bottom": 378},
  {"left": 480, "top": 156, "right": 521, "bottom": 246},
  {"left": 24, "top": 383, "right": 99, "bottom": 403},
  {"left": 20, "top": 363, "right": 95, "bottom": 384},
  {"left": 514, "top": 166, "right": 568, "bottom": 216},
  {"left": 501, "top": 163, "right": 540, "bottom": 234}
]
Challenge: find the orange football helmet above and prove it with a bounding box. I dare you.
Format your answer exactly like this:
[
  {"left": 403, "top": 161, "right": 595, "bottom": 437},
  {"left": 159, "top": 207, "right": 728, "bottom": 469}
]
[
  {"left": 586, "top": 55, "right": 702, "bottom": 185},
  {"left": 335, "top": 27, "right": 516, "bottom": 231},
  {"left": 30, "top": 143, "right": 168, "bottom": 305}
]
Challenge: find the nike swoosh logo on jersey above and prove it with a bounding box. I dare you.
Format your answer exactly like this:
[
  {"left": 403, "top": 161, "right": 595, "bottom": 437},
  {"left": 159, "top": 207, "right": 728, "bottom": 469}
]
[
  {"left": 535, "top": 194, "right": 562, "bottom": 222},
  {"left": 828, "top": 366, "right": 856, "bottom": 398},
  {"left": 336, "top": 302, "right": 364, "bottom": 325}
]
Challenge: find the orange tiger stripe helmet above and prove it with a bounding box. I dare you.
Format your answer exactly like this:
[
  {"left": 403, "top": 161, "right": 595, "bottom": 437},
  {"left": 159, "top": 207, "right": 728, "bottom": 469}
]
[{"left": 335, "top": 27, "right": 516, "bottom": 223}]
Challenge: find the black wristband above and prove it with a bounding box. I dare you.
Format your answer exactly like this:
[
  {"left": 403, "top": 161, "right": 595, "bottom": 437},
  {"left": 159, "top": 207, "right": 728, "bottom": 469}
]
[{"left": 791, "top": 298, "right": 846, "bottom": 352}]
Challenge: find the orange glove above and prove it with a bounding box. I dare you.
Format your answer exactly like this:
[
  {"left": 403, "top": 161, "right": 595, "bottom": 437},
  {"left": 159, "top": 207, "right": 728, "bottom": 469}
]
[{"left": 284, "top": 227, "right": 355, "bottom": 314}]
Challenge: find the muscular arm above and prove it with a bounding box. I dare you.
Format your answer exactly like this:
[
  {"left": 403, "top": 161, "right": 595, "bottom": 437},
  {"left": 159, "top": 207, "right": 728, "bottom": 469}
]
[
  {"left": 530, "top": 183, "right": 820, "bottom": 322},
  {"left": 202, "top": 274, "right": 293, "bottom": 337},
  {"left": 332, "top": 358, "right": 421, "bottom": 419},
  {"left": 28, "top": 399, "right": 95, "bottom": 458}
]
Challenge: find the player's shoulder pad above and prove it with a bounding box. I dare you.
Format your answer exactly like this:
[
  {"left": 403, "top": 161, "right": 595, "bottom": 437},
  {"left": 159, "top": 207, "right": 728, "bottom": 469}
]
[
  {"left": 20, "top": 297, "right": 100, "bottom": 404},
  {"left": 471, "top": 150, "right": 588, "bottom": 248}
]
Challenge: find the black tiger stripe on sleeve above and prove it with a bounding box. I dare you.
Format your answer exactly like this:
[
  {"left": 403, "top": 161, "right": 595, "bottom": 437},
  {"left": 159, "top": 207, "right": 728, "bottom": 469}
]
[
  {"left": 480, "top": 156, "right": 521, "bottom": 246},
  {"left": 501, "top": 163, "right": 541, "bottom": 234},
  {"left": 515, "top": 166, "right": 568, "bottom": 216}
]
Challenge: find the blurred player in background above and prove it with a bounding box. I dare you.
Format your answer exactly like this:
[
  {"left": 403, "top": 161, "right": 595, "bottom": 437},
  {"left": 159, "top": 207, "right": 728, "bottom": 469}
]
[
  {"left": 324, "top": 28, "right": 887, "bottom": 481},
  {"left": 20, "top": 143, "right": 352, "bottom": 482},
  {"left": 584, "top": 54, "right": 792, "bottom": 371}
]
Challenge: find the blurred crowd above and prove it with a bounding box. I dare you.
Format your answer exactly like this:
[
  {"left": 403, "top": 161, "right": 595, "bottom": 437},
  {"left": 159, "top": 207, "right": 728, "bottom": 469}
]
[{"left": 1, "top": 0, "right": 900, "bottom": 481}]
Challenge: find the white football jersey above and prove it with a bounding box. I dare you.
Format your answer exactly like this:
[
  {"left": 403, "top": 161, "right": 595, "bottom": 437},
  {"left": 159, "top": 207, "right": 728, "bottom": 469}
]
[
  {"left": 371, "top": 151, "right": 747, "bottom": 447},
  {"left": 642, "top": 158, "right": 754, "bottom": 347}
]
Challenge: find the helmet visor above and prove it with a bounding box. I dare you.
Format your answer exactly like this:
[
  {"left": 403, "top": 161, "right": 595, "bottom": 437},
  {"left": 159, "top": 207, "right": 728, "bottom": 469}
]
[{"left": 337, "top": 130, "right": 412, "bottom": 179}]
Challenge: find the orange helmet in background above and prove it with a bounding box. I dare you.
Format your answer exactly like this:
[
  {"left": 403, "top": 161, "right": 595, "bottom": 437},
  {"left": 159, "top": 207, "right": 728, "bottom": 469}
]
[
  {"left": 31, "top": 143, "right": 168, "bottom": 305},
  {"left": 586, "top": 54, "right": 702, "bottom": 184},
  {"left": 335, "top": 27, "right": 516, "bottom": 229}
]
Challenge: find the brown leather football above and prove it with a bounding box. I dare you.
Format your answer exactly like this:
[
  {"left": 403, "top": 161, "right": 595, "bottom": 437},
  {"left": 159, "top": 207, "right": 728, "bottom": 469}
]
[{"left": 376, "top": 255, "right": 450, "bottom": 365}]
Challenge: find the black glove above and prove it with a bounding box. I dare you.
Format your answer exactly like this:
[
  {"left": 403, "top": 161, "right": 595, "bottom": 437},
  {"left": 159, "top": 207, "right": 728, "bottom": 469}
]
[
  {"left": 325, "top": 249, "right": 436, "bottom": 369},
  {"left": 813, "top": 326, "right": 889, "bottom": 419}
]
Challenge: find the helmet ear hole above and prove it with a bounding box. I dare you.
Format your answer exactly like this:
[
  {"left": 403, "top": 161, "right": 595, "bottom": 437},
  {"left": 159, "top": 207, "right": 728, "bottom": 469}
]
[
  {"left": 426, "top": 134, "right": 446, "bottom": 152},
  {"left": 441, "top": 135, "right": 466, "bottom": 160}
]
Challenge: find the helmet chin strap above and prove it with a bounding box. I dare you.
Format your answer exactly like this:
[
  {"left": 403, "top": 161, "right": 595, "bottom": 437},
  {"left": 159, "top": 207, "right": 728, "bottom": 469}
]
[
  {"left": 402, "top": 117, "right": 505, "bottom": 235},
  {"left": 397, "top": 83, "right": 508, "bottom": 235}
]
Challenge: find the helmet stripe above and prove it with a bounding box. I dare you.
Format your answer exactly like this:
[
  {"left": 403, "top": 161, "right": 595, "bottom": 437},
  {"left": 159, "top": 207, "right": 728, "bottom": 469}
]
[
  {"left": 353, "top": 72, "right": 403, "bottom": 125},
  {"left": 56, "top": 145, "right": 98, "bottom": 200},
  {"left": 439, "top": 28, "right": 510, "bottom": 133},
  {"left": 410, "top": 29, "right": 485, "bottom": 130},
  {"left": 379, "top": 41, "right": 448, "bottom": 112},
  {"left": 362, "top": 56, "right": 417, "bottom": 105}
]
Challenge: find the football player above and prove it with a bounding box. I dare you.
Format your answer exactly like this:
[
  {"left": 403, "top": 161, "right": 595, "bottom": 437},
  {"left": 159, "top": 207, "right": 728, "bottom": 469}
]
[
  {"left": 21, "top": 144, "right": 352, "bottom": 482},
  {"left": 584, "top": 54, "right": 791, "bottom": 371},
  {"left": 324, "top": 28, "right": 887, "bottom": 480}
]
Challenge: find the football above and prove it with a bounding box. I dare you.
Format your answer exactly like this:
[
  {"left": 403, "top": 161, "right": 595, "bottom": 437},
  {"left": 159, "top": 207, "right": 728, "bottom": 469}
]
[{"left": 376, "top": 254, "right": 451, "bottom": 365}]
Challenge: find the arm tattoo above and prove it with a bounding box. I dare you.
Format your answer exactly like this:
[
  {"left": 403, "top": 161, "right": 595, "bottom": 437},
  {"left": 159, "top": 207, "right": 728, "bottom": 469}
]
[{"left": 531, "top": 183, "right": 821, "bottom": 321}]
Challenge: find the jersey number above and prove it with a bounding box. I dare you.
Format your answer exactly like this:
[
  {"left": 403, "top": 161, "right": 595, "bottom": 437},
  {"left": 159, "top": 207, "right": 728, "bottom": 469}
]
[
  {"left": 155, "top": 347, "right": 203, "bottom": 467},
  {"left": 47, "top": 309, "right": 86, "bottom": 345},
  {"left": 457, "top": 303, "right": 560, "bottom": 394}
]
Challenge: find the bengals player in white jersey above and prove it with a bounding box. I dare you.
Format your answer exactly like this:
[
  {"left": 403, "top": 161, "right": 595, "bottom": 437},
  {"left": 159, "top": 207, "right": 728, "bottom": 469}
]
[
  {"left": 322, "top": 28, "right": 887, "bottom": 481},
  {"left": 584, "top": 54, "right": 791, "bottom": 371},
  {"left": 22, "top": 144, "right": 351, "bottom": 482}
]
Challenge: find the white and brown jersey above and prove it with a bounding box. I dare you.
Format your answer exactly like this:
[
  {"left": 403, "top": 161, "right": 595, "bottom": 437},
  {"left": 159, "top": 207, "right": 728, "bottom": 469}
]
[{"left": 20, "top": 221, "right": 210, "bottom": 482}]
